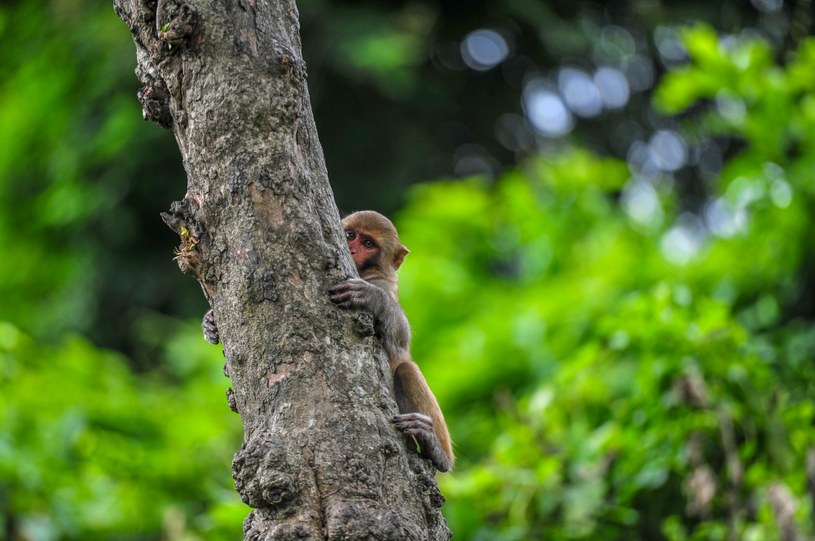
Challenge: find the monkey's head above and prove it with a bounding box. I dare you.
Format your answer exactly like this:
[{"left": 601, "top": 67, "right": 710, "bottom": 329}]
[{"left": 342, "top": 211, "right": 409, "bottom": 273}]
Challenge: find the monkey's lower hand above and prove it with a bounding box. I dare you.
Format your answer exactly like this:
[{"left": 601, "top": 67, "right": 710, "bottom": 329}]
[
  {"left": 328, "top": 278, "right": 385, "bottom": 310},
  {"left": 202, "top": 309, "right": 220, "bottom": 344},
  {"left": 393, "top": 413, "right": 453, "bottom": 472}
]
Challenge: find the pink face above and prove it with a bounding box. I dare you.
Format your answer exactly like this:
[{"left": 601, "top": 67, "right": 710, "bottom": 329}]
[{"left": 345, "top": 227, "right": 379, "bottom": 269}]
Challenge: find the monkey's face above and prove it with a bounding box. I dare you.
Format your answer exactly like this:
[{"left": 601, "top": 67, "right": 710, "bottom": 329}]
[
  {"left": 345, "top": 227, "right": 380, "bottom": 271},
  {"left": 342, "top": 211, "right": 408, "bottom": 272}
]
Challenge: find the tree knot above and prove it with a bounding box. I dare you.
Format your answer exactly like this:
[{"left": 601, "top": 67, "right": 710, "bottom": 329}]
[
  {"left": 137, "top": 74, "right": 173, "bottom": 129},
  {"left": 162, "top": 199, "right": 205, "bottom": 277},
  {"left": 233, "top": 436, "right": 299, "bottom": 513},
  {"left": 158, "top": 3, "right": 198, "bottom": 50}
]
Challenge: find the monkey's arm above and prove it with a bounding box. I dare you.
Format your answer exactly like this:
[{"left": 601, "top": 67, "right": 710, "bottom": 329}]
[
  {"left": 328, "top": 278, "right": 411, "bottom": 359},
  {"left": 329, "top": 278, "right": 454, "bottom": 472}
]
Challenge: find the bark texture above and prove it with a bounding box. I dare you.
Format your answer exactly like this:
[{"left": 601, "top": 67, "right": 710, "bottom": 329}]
[{"left": 112, "top": 0, "right": 450, "bottom": 538}]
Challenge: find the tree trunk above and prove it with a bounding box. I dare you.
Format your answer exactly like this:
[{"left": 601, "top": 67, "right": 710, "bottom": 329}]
[{"left": 112, "top": 0, "right": 450, "bottom": 538}]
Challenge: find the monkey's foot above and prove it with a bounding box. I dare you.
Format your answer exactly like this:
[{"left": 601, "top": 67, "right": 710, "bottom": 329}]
[
  {"left": 202, "top": 309, "right": 220, "bottom": 344},
  {"left": 392, "top": 413, "right": 453, "bottom": 472}
]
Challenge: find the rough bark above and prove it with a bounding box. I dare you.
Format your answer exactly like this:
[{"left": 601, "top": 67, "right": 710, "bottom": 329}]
[{"left": 112, "top": 0, "right": 450, "bottom": 538}]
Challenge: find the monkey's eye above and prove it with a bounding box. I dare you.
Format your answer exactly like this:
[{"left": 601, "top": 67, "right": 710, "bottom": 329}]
[
  {"left": 345, "top": 230, "right": 356, "bottom": 241},
  {"left": 362, "top": 238, "right": 376, "bottom": 249}
]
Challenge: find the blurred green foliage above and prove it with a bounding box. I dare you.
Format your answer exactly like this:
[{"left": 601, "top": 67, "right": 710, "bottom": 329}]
[
  {"left": 2, "top": 0, "right": 814, "bottom": 537},
  {"left": 0, "top": 0, "right": 200, "bottom": 357},
  {"left": 397, "top": 28, "right": 815, "bottom": 540},
  {"left": 0, "top": 319, "right": 245, "bottom": 540}
]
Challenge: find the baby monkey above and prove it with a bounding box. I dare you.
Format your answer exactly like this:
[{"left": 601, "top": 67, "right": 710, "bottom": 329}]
[{"left": 329, "top": 211, "right": 454, "bottom": 472}]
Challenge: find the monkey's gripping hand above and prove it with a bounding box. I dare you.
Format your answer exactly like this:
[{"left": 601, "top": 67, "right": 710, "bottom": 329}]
[
  {"left": 329, "top": 277, "right": 410, "bottom": 353},
  {"left": 202, "top": 309, "right": 220, "bottom": 344},
  {"left": 393, "top": 413, "right": 453, "bottom": 472},
  {"left": 328, "top": 277, "right": 386, "bottom": 310}
]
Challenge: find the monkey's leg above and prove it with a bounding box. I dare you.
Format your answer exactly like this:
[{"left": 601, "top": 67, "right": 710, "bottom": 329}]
[
  {"left": 202, "top": 309, "right": 220, "bottom": 344},
  {"left": 392, "top": 361, "right": 454, "bottom": 472}
]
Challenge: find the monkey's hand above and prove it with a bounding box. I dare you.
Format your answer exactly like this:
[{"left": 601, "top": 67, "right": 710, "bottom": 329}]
[
  {"left": 202, "top": 309, "right": 220, "bottom": 344},
  {"left": 392, "top": 413, "right": 453, "bottom": 472},
  {"left": 328, "top": 278, "right": 387, "bottom": 311}
]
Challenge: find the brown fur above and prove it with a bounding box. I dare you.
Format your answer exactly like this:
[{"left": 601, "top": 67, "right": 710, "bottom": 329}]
[
  {"left": 393, "top": 362, "right": 454, "bottom": 464},
  {"left": 340, "top": 211, "right": 454, "bottom": 470}
]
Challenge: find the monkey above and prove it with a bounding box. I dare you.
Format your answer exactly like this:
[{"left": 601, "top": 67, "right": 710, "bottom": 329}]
[
  {"left": 201, "top": 211, "right": 453, "bottom": 472},
  {"left": 328, "top": 211, "right": 454, "bottom": 472}
]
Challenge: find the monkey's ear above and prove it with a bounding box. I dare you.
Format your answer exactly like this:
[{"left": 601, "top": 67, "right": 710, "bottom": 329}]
[{"left": 392, "top": 244, "right": 409, "bottom": 270}]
